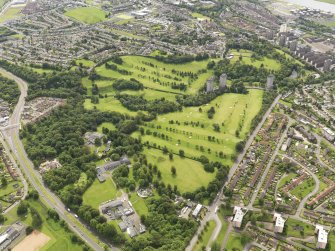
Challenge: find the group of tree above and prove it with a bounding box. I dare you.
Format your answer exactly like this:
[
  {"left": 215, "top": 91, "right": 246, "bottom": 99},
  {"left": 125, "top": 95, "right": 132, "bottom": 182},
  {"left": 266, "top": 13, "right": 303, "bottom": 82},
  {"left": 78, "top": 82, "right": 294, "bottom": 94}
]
[
  {"left": 0, "top": 75, "right": 20, "bottom": 108},
  {"left": 112, "top": 78, "right": 144, "bottom": 91},
  {"left": 116, "top": 94, "right": 182, "bottom": 114}
]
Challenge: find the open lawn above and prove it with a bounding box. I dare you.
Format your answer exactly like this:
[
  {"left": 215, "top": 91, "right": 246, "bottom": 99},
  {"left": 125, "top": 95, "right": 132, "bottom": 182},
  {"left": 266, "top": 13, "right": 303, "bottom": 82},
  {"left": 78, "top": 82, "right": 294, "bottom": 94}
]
[
  {"left": 83, "top": 177, "right": 120, "bottom": 209},
  {"left": 226, "top": 232, "right": 243, "bottom": 251},
  {"left": 143, "top": 148, "right": 215, "bottom": 194},
  {"left": 0, "top": 7, "right": 22, "bottom": 23},
  {"left": 317, "top": 0, "right": 335, "bottom": 4},
  {"left": 285, "top": 218, "right": 314, "bottom": 238},
  {"left": 229, "top": 49, "right": 281, "bottom": 71},
  {"left": 193, "top": 220, "right": 216, "bottom": 251},
  {"left": 134, "top": 90, "right": 263, "bottom": 166},
  {"left": 278, "top": 173, "right": 297, "bottom": 189},
  {"left": 191, "top": 12, "right": 210, "bottom": 21},
  {"left": 64, "top": 7, "right": 107, "bottom": 24},
  {"left": 290, "top": 177, "right": 315, "bottom": 200},
  {"left": 129, "top": 193, "right": 149, "bottom": 216},
  {"left": 97, "top": 122, "right": 116, "bottom": 133}
]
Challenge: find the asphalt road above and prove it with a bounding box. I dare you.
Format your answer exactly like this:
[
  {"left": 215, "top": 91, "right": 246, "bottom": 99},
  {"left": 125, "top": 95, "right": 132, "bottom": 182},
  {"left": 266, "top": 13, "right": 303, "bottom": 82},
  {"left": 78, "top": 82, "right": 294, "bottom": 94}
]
[
  {"left": 185, "top": 94, "right": 282, "bottom": 251},
  {"left": 0, "top": 68, "right": 105, "bottom": 251}
]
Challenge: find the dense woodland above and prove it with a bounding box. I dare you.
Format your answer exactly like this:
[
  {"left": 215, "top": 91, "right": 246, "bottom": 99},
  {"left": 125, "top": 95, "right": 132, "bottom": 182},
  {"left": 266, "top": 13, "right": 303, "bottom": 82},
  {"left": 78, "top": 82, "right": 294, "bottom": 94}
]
[{"left": 0, "top": 75, "right": 20, "bottom": 108}]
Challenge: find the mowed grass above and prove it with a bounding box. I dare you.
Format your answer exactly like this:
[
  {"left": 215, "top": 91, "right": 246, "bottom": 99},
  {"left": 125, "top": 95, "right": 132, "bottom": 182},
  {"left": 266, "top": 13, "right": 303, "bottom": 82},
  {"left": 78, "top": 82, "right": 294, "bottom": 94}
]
[
  {"left": 226, "top": 232, "right": 243, "bottom": 251},
  {"left": 83, "top": 177, "right": 121, "bottom": 209},
  {"left": 194, "top": 220, "right": 216, "bottom": 251},
  {"left": 64, "top": 7, "right": 107, "bottom": 24},
  {"left": 134, "top": 90, "right": 263, "bottom": 166},
  {"left": 191, "top": 12, "right": 210, "bottom": 21},
  {"left": 317, "top": 0, "right": 335, "bottom": 4},
  {"left": 144, "top": 148, "right": 215, "bottom": 194},
  {"left": 229, "top": 49, "right": 281, "bottom": 71},
  {"left": 97, "top": 122, "right": 116, "bottom": 133},
  {"left": 95, "top": 55, "right": 215, "bottom": 95},
  {"left": 0, "top": 7, "right": 22, "bottom": 23},
  {"left": 285, "top": 218, "right": 314, "bottom": 238},
  {"left": 290, "top": 177, "right": 315, "bottom": 200}
]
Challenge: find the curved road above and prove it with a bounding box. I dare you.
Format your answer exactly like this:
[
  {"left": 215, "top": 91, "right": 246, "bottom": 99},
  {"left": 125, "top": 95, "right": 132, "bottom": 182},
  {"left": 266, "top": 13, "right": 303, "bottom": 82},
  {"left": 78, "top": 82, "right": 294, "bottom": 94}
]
[
  {"left": 0, "top": 68, "right": 106, "bottom": 251},
  {"left": 279, "top": 154, "right": 320, "bottom": 218}
]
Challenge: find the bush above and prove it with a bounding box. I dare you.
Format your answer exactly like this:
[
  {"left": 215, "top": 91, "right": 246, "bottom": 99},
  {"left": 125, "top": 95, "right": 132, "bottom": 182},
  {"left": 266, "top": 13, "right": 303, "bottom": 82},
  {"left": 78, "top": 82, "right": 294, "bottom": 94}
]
[{"left": 25, "top": 226, "right": 33, "bottom": 235}]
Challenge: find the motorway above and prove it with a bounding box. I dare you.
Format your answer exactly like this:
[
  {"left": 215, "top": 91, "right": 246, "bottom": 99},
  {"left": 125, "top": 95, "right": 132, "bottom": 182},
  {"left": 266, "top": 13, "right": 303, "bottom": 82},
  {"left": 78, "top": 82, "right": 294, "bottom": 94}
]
[
  {"left": 185, "top": 94, "right": 282, "bottom": 251},
  {"left": 0, "top": 68, "right": 105, "bottom": 251}
]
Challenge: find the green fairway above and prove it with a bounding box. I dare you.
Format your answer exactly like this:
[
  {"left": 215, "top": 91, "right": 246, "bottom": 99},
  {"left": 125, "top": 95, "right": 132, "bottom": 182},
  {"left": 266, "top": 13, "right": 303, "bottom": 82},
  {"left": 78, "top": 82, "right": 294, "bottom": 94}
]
[
  {"left": 144, "top": 148, "right": 215, "bottom": 194},
  {"left": 194, "top": 220, "right": 216, "bottom": 251},
  {"left": 94, "top": 55, "right": 215, "bottom": 95},
  {"left": 83, "top": 177, "right": 120, "bottom": 209},
  {"left": 134, "top": 90, "right": 263, "bottom": 166},
  {"left": 84, "top": 96, "right": 139, "bottom": 116},
  {"left": 317, "top": 0, "right": 335, "bottom": 4},
  {"left": 64, "top": 7, "right": 107, "bottom": 24},
  {"left": 229, "top": 49, "right": 281, "bottom": 71},
  {"left": 97, "top": 122, "right": 116, "bottom": 133}
]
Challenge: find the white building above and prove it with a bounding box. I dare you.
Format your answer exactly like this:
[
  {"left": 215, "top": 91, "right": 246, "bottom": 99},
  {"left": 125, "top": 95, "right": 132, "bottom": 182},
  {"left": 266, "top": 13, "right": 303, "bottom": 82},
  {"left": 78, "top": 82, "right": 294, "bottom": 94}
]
[
  {"left": 232, "top": 206, "right": 244, "bottom": 228},
  {"left": 322, "top": 127, "right": 335, "bottom": 142},
  {"left": 192, "top": 204, "right": 202, "bottom": 218},
  {"left": 273, "top": 213, "right": 285, "bottom": 233},
  {"left": 315, "top": 225, "right": 328, "bottom": 249}
]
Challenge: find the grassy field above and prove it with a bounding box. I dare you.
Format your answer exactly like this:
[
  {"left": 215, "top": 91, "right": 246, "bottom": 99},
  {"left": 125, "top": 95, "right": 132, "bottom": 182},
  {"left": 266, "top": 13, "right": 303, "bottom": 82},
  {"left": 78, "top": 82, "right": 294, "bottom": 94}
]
[
  {"left": 97, "top": 122, "right": 116, "bottom": 133},
  {"left": 134, "top": 90, "right": 263, "bottom": 166},
  {"left": 94, "top": 55, "right": 214, "bottom": 95},
  {"left": 191, "top": 12, "right": 210, "bottom": 21},
  {"left": 290, "top": 177, "right": 315, "bottom": 200},
  {"left": 5, "top": 199, "right": 83, "bottom": 251},
  {"left": 193, "top": 220, "right": 216, "bottom": 251},
  {"left": 285, "top": 218, "right": 314, "bottom": 238},
  {"left": 83, "top": 177, "right": 121, "bottom": 209},
  {"left": 225, "top": 232, "right": 243, "bottom": 251},
  {"left": 229, "top": 49, "right": 281, "bottom": 71},
  {"left": 0, "top": 6, "right": 22, "bottom": 23},
  {"left": 317, "top": 0, "right": 335, "bottom": 4},
  {"left": 143, "top": 148, "right": 215, "bottom": 194},
  {"left": 278, "top": 173, "right": 297, "bottom": 189},
  {"left": 64, "top": 7, "right": 107, "bottom": 24}
]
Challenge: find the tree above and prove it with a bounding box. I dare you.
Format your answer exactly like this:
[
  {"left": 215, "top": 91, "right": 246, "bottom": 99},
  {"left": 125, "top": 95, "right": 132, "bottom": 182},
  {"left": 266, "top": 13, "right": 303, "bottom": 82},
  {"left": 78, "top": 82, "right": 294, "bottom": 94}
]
[
  {"left": 1, "top": 177, "right": 7, "bottom": 187},
  {"left": 179, "top": 149, "right": 185, "bottom": 157},
  {"left": 17, "top": 202, "right": 28, "bottom": 216},
  {"left": 169, "top": 152, "right": 173, "bottom": 160},
  {"left": 171, "top": 166, "right": 176, "bottom": 176}
]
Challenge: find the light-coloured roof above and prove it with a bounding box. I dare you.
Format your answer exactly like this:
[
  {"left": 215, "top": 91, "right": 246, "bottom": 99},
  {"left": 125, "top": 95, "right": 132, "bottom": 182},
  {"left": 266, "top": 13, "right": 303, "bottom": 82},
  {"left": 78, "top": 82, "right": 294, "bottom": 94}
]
[
  {"left": 192, "top": 204, "right": 202, "bottom": 217},
  {"left": 316, "top": 225, "right": 328, "bottom": 244},
  {"left": 274, "top": 213, "right": 285, "bottom": 227},
  {"left": 233, "top": 207, "right": 244, "bottom": 223},
  {"left": 0, "top": 233, "right": 8, "bottom": 245}
]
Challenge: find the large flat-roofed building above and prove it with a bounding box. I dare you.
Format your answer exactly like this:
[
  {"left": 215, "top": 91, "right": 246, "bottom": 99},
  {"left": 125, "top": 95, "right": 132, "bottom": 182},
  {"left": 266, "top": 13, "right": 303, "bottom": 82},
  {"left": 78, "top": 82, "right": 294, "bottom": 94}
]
[
  {"left": 273, "top": 213, "right": 285, "bottom": 233},
  {"left": 192, "top": 204, "right": 202, "bottom": 218},
  {"left": 315, "top": 225, "right": 328, "bottom": 249},
  {"left": 322, "top": 127, "right": 335, "bottom": 142},
  {"left": 232, "top": 206, "right": 244, "bottom": 228}
]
